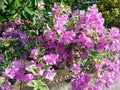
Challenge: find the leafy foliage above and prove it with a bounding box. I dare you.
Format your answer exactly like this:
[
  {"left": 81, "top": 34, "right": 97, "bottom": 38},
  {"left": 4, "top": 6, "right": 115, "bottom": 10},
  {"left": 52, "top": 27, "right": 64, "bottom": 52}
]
[
  {"left": 97, "top": 0, "right": 120, "bottom": 28},
  {"left": 27, "top": 80, "right": 49, "bottom": 90},
  {"left": 0, "top": 0, "right": 41, "bottom": 24}
]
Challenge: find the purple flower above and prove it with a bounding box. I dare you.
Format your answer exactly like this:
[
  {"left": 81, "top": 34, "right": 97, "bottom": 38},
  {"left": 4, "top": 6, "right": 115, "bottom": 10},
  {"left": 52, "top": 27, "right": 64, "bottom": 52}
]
[
  {"left": 81, "top": 4, "right": 106, "bottom": 36},
  {"left": 110, "top": 27, "right": 120, "bottom": 40},
  {"left": 37, "top": 63, "right": 44, "bottom": 76},
  {"left": 108, "top": 28, "right": 120, "bottom": 52},
  {"left": 59, "top": 31, "right": 75, "bottom": 44},
  {"left": 109, "top": 40, "right": 120, "bottom": 52},
  {"left": 44, "top": 69, "right": 56, "bottom": 81},
  {"left": 79, "top": 33, "right": 94, "bottom": 51},
  {"left": 52, "top": 4, "right": 59, "bottom": 15},
  {"left": 0, "top": 53, "right": 4, "bottom": 62},
  {"left": 45, "top": 42, "right": 56, "bottom": 49},
  {"left": 56, "top": 43, "right": 65, "bottom": 53},
  {"left": 21, "top": 54, "right": 27, "bottom": 61},
  {"left": 114, "top": 54, "right": 120, "bottom": 66},
  {"left": 4, "top": 61, "right": 25, "bottom": 81},
  {"left": 37, "top": 35, "right": 44, "bottom": 45},
  {"left": 43, "top": 54, "right": 59, "bottom": 65},
  {"left": 29, "top": 49, "right": 39, "bottom": 59},
  {"left": 2, "top": 28, "right": 14, "bottom": 37},
  {"left": 70, "top": 63, "right": 80, "bottom": 74},
  {"left": 71, "top": 73, "right": 91, "bottom": 90},
  {"left": 54, "top": 23, "right": 66, "bottom": 34},
  {"left": 79, "top": 11, "right": 87, "bottom": 23},
  {"left": 106, "top": 78, "right": 114, "bottom": 88},
  {"left": 45, "top": 31, "right": 56, "bottom": 42},
  {"left": 62, "top": 52, "right": 72, "bottom": 60},
  {"left": 95, "top": 64, "right": 103, "bottom": 71},
  {"left": 80, "top": 51, "right": 88, "bottom": 59},
  {"left": 5, "top": 68, "right": 16, "bottom": 79},
  {"left": 38, "top": 67, "right": 44, "bottom": 76},
  {"left": 5, "top": 68, "right": 25, "bottom": 81},
  {"left": 54, "top": 14, "right": 69, "bottom": 34},
  {"left": 97, "top": 37, "right": 108, "bottom": 52},
  {"left": 15, "top": 19, "right": 21, "bottom": 25},
  {"left": 4, "top": 22, "right": 10, "bottom": 29},
  {"left": 90, "top": 86, "right": 102, "bottom": 90},
  {"left": 15, "top": 69, "right": 25, "bottom": 81},
  {"left": 14, "top": 29, "right": 22, "bottom": 36},
  {"left": 12, "top": 61, "right": 24, "bottom": 69},
  {"left": 2, "top": 28, "right": 22, "bottom": 39},
  {"left": 24, "top": 73, "right": 34, "bottom": 83},
  {"left": 25, "top": 60, "right": 37, "bottom": 68},
  {"left": 20, "top": 33, "right": 28, "bottom": 46},
  {"left": 4, "top": 81, "right": 13, "bottom": 90},
  {"left": 55, "top": 14, "right": 69, "bottom": 25},
  {"left": 96, "top": 72, "right": 114, "bottom": 89}
]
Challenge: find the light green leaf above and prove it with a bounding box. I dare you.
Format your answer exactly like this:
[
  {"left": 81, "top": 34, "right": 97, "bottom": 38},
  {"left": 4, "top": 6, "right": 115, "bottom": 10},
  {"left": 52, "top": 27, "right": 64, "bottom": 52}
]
[
  {"left": 27, "top": 80, "right": 38, "bottom": 87},
  {"left": 38, "top": 84, "right": 49, "bottom": 90},
  {"left": 0, "top": 77, "right": 5, "bottom": 83},
  {"left": 14, "top": 0, "right": 21, "bottom": 8},
  {"left": 28, "top": 80, "right": 49, "bottom": 90},
  {"left": 0, "top": 1, "right": 6, "bottom": 11},
  {"left": 25, "top": 65, "right": 38, "bottom": 75},
  {"left": 40, "top": 48, "right": 45, "bottom": 55}
]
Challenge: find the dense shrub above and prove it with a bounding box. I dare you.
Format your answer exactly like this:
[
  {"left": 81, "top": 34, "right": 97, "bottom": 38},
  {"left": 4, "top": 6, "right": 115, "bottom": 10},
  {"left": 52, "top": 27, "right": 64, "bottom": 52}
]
[{"left": 0, "top": 1, "right": 120, "bottom": 90}]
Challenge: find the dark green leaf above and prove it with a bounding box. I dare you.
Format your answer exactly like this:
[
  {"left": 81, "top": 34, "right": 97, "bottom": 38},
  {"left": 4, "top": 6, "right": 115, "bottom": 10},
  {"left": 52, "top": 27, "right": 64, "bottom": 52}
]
[
  {"left": 22, "top": 10, "right": 28, "bottom": 19},
  {"left": 0, "top": 15, "right": 6, "bottom": 23},
  {"left": 89, "top": 50, "right": 99, "bottom": 57},
  {"left": 25, "top": 7, "right": 34, "bottom": 15}
]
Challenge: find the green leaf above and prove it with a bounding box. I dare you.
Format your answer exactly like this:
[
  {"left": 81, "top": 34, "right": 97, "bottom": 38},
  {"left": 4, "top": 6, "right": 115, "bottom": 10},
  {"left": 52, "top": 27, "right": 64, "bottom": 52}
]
[
  {"left": 42, "top": 65, "right": 51, "bottom": 70},
  {"left": 38, "top": 84, "right": 49, "bottom": 90},
  {"left": 32, "top": 16, "right": 36, "bottom": 25},
  {"left": 25, "top": 65, "right": 38, "bottom": 75},
  {"left": 64, "top": 78, "right": 71, "bottom": 83},
  {"left": 3, "top": 39, "right": 10, "bottom": 47},
  {"left": 4, "top": 0, "right": 8, "bottom": 4},
  {"left": 40, "top": 48, "right": 45, "bottom": 55},
  {"left": 28, "top": 80, "right": 49, "bottom": 90},
  {"left": 14, "top": 0, "right": 21, "bottom": 8},
  {"left": 0, "top": 15, "right": 6, "bottom": 23},
  {"left": 22, "top": 10, "right": 28, "bottom": 19},
  {"left": 25, "top": 43, "right": 31, "bottom": 52},
  {"left": 89, "top": 50, "right": 99, "bottom": 57},
  {"left": 0, "top": 77, "right": 5, "bottom": 83},
  {"left": 25, "top": 7, "right": 34, "bottom": 15},
  {"left": 38, "top": 76, "right": 44, "bottom": 81},
  {"left": 0, "top": 1, "right": 6, "bottom": 11},
  {"left": 34, "top": 0, "right": 38, "bottom": 6},
  {"left": 6, "top": 0, "right": 12, "bottom": 4},
  {"left": 27, "top": 80, "right": 38, "bottom": 87}
]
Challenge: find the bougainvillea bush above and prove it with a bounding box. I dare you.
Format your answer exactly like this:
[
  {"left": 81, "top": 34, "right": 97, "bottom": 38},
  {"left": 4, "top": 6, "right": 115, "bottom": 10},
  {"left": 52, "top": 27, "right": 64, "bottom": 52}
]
[{"left": 0, "top": 2, "right": 120, "bottom": 90}]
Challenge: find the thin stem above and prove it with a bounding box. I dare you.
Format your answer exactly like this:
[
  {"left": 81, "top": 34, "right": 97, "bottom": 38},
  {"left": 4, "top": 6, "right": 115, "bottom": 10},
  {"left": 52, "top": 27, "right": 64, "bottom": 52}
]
[{"left": 20, "top": 81, "right": 22, "bottom": 90}]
